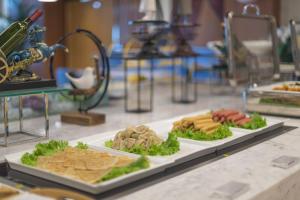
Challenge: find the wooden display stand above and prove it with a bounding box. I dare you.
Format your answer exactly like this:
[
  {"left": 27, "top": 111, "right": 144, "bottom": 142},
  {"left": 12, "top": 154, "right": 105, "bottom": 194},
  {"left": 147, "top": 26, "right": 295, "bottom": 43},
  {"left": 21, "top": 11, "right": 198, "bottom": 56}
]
[
  {"left": 61, "top": 112, "right": 105, "bottom": 126},
  {"left": 61, "top": 83, "right": 106, "bottom": 126}
]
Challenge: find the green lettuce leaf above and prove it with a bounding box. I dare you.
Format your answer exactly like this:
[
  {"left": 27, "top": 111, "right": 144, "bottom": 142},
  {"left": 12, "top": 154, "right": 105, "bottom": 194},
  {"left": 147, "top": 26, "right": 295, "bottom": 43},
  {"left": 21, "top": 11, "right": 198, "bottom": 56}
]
[
  {"left": 224, "top": 113, "right": 267, "bottom": 130},
  {"left": 240, "top": 113, "right": 267, "bottom": 130},
  {"left": 171, "top": 125, "right": 232, "bottom": 141},
  {"left": 76, "top": 142, "right": 88, "bottom": 149},
  {"left": 100, "top": 156, "right": 149, "bottom": 182},
  {"left": 21, "top": 141, "right": 90, "bottom": 166},
  {"left": 21, "top": 140, "right": 69, "bottom": 166}
]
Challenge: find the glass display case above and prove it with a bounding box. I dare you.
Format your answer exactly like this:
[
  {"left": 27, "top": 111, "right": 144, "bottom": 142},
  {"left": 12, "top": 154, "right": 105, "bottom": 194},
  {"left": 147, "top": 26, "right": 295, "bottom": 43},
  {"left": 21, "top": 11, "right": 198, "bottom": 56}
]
[{"left": 246, "top": 81, "right": 300, "bottom": 117}]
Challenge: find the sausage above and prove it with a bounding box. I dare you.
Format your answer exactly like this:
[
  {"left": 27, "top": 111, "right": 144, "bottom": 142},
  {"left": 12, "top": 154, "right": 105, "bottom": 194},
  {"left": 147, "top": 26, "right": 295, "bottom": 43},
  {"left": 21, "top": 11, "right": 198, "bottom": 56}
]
[
  {"left": 219, "top": 116, "right": 226, "bottom": 123},
  {"left": 214, "top": 109, "right": 239, "bottom": 118},
  {"left": 222, "top": 110, "right": 239, "bottom": 118},
  {"left": 236, "top": 118, "right": 251, "bottom": 126},
  {"left": 212, "top": 109, "right": 229, "bottom": 117},
  {"left": 212, "top": 111, "right": 222, "bottom": 118},
  {"left": 228, "top": 113, "right": 246, "bottom": 122},
  {"left": 213, "top": 116, "right": 219, "bottom": 122}
]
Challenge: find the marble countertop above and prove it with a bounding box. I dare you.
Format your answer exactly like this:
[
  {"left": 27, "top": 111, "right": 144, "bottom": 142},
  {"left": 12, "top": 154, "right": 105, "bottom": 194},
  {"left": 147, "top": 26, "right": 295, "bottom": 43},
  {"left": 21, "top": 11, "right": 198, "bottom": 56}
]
[
  {"left": 1, "top": 85, "right": 299, "bottom": 200},
  {"left": 117, "top": 118, "right": 300, "bottom": 200}
]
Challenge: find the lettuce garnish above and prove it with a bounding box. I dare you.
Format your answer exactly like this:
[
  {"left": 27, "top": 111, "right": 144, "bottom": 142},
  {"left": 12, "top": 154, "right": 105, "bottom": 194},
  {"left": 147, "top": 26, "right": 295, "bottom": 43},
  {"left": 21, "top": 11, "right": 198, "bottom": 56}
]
[
  {"left": 100, "top": 156, "right": 149, "bottom": 182},
  {"left": 21, "top": 140, "right": 89, "bottom": 166},
  {"left": 224, "top": 113, "right": 267, "bottom": 130},
  {"left": 21, "top": 140, "right": 69, "bottom": 166},
  {"left": 240, "top": 113, "right": 267, "bottom": 130},
  {"left": 171, "top": 125, "right": 232, "bottom": 141}
]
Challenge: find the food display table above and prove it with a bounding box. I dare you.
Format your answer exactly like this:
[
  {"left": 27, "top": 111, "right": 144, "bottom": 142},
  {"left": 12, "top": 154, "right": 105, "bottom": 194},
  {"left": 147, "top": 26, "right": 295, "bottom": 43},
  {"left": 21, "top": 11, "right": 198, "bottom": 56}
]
[{"left": 0, "top": 85, "right": 299, "bottom": 200}]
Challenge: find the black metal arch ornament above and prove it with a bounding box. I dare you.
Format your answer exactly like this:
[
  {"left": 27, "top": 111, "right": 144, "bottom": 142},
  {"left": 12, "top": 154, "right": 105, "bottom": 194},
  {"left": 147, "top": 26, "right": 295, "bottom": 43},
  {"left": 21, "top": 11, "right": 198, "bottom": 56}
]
[{"left": 49, "top": 28, "right": 110, "bottom": 113}]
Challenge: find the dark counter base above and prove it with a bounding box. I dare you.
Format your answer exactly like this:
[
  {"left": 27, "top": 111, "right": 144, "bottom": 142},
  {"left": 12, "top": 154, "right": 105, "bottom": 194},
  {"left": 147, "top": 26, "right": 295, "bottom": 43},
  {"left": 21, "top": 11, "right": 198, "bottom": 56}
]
[{"left": 0, "top": 80, "right": 57, "bottom": 92}]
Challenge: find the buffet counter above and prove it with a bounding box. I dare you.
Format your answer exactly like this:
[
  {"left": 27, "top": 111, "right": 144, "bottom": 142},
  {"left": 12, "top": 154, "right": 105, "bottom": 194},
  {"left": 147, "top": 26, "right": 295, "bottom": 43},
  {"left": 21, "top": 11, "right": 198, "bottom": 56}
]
[
  {"left": 0, "top": 85, "right": 299, "bottom": 200},
  {"left": 118, "top": 118, "right": 300, "bottom": 200}
]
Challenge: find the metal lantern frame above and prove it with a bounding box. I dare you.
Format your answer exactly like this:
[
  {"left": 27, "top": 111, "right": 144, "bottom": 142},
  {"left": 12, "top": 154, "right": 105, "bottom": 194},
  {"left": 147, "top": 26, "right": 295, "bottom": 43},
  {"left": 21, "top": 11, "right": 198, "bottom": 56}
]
[
  {"left": 169, "top": 22, "right": 199, "bottom": 104},
  {"left": 171, "top": 54, "right": 198, "bottom": 104},
  {"left": 124, "top": 55, "right": 157, "bottom": 113},
  {"left": 123, "top": 20, "right": 168, "bottom": 113}
]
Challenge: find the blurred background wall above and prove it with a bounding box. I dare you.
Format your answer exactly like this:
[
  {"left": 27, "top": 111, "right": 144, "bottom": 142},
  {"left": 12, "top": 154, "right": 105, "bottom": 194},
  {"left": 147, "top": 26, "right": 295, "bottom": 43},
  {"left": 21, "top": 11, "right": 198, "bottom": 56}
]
[
  {"left": 280, "top": 0, "right": 300, "bottom": 25},
  {"left": 0, "top": 0, "right": 282, "bottom": 77}
]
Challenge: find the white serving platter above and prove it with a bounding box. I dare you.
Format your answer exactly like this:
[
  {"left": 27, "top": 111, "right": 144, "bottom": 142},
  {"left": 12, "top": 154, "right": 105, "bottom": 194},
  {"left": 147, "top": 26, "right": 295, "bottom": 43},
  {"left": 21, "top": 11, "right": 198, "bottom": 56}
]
[
  {"left": 86, "top": 134, "right": 209, "bottom": 167},
  {"left": 5, "top": 110, "right": 285, "bottom": 195},
  {"left": 249, "top": 81, "right": 300, "bottom": 96},
  {"left": 156, "top": 112, "right": 284, "bottom": 151},
  {"left": 76, "top": 109, "right": 215, "bottom": 166},
  {"left": 77, "top": 109, "right": 284, "bottom": 159},
  {"left": 172, "top": 130, "right": 246, "bottom": 151},
  {"left": 229, "top": 118, "right": 284, "bottom": 137},
  {"left": 5, "top": 144, "right": 170, "bottom": 194},
  {"left": 247, "top": 101, "right": 300, "bottom": 118},
  {"left": 79, "top": 110, "right": 284, "bottom": 164}
]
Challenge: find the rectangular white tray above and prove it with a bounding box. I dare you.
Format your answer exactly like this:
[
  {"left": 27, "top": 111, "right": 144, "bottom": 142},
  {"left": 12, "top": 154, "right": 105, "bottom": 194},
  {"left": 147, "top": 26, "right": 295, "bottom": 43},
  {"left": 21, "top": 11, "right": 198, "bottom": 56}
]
[
  {"left": 155, "top": 113, "right": 284, "bottom": 151},
  {"left": 86, "top": 134, "right": 209, "bottom": 167},
  {"left": 77, "top": 109, "right": 215, "bottom": 166},
  {"left": 229, "top": 118, "right": 284, "bottom": 137},
  {"left": 79, "top": 110, "right": 284, "bottom": 164},
  {"left": 5, "top": 110, "right": 285, "bottom": 195},
  {"left": 247, "top": 101, "right": 300, "bottom": 117},
  {"left": 249, "top": 81, "right": 300, "bottom": 97},
  {"left": 5, "top": 144, "right": 169, "bottom": 194}
]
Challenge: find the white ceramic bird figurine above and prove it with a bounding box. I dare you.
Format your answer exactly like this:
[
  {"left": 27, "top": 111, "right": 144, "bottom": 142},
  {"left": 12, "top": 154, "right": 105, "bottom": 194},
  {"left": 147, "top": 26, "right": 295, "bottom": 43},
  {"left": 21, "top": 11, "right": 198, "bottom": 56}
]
[{"left": 65, "top": 67, "right": 96, "bottom": 90}]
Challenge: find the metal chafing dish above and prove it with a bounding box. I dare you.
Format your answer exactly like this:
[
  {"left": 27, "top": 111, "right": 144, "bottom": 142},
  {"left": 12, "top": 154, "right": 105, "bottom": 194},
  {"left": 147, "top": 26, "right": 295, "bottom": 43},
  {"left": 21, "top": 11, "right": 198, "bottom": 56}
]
[
  {"left": 225, "top": 3, "right": 280, "bottom": 88},
  {"left": 290, "top": 20, "right": 300, "bottom": 79},
  {"left": 245, "top": 17, "right": 300, "bottom": 117}
]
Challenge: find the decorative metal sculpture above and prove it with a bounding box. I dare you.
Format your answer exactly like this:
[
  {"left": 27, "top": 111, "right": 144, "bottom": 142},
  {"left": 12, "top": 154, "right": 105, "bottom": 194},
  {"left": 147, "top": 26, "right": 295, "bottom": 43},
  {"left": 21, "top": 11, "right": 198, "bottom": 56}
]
[{"left": 0, "top": 25, "right": 66, "bottom": 83}]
